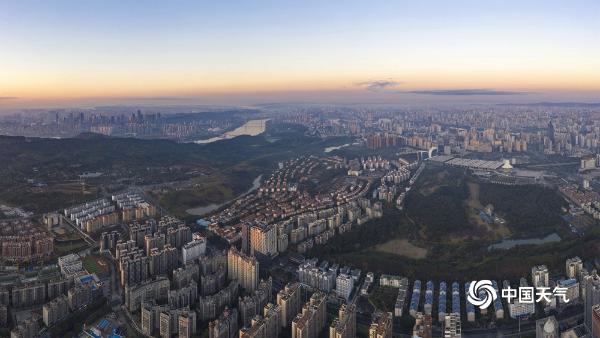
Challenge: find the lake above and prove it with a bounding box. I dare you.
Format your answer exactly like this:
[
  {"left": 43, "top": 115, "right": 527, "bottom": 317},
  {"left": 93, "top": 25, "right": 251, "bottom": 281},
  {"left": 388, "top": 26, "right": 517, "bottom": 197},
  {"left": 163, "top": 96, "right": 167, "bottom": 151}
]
[{"left": 488, "top": 232, "right": 561, "bottom": 251}]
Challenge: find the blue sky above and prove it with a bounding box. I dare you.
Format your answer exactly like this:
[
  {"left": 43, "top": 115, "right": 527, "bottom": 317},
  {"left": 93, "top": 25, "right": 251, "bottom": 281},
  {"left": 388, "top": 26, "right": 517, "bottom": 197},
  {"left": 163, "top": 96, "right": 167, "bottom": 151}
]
[{"left": 0, "top": 0, "right": 599, "bottom": 107}]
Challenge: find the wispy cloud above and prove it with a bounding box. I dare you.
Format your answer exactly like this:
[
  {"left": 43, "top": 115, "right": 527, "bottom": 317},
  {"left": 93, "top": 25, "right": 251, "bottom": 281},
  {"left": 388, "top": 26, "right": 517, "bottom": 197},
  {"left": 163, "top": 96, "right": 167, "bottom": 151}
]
[
  {"left": 0, "top": 96, "right": 18, "bottom": 100},
  {"left": 357, "top": 80, "right": 402, "bottom": 92},
  {"left": 407, "top": 89, "right": 530, "bottom": 96},
  {"left": 132, "top": 96, "right": 191, "bottom": 101}
]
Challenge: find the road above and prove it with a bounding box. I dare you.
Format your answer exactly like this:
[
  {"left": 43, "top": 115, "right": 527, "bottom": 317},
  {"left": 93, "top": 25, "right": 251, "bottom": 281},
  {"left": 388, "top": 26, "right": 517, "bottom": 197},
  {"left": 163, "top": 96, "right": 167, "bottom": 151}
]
[{"left": 59, "top": 214, "right": 98, "bottom": 247}]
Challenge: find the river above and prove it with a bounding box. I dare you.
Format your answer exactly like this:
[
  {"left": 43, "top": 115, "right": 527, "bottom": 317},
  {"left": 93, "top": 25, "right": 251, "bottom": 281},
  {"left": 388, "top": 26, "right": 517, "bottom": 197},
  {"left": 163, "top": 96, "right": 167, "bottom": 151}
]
[
  {"left": 194, "top": 119, "right": 269, "bottom": 144},
  {"left": 324, "top": 143, "right": 350, "bottom": 153},
  {"left": 186, "top": 174, "right": 263, "bottom": 216}
]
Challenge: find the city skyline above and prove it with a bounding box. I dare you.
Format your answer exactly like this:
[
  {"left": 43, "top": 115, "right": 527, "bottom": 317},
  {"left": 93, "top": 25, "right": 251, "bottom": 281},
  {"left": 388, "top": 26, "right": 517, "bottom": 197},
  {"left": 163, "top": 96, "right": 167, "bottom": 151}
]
[{"left": 1, "top": 0, "right": 600, "bottom": 109}]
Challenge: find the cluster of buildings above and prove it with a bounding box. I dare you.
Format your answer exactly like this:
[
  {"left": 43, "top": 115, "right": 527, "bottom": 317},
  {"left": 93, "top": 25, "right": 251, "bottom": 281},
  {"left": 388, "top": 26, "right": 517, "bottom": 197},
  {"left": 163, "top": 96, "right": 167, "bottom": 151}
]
[
  {"left": 0, "top": 109, "right": 243, "bottom": 141},
  {"left": 208, "top": 155, "right": 387, "bottom": 251},
  {"left": 112, "top": 191, "right": 157, "bottom": 222},
  {"left": 62, "top": 192, "right": 156, "bottom": 233},
  {"left": 290, "top": 199, "right": 383, "bottom": 254},
  {"left": 365, "top": 256, "right": 600, "bottom": 338},
  {"left": 3, "top": 252, "right": 104, "bottom": 337},
  {"left": 42, "top": 273, "right": 102, "bottom": 327},
  {"left": 204, "top": 278, "right": 350, "bottom": 338},
  {"left": 559, "top": 183, "right": 600, "bottom": 221},
  {"left": 141, "top": 301, "right": 198, "bottom": 337},
  {"left": 63, "top": 198, "right": 118, "bottom": 233},
  {"left": 368, "top": 310, "right": 393, "bottom": 338},
  {"left": 298, "top": 259, "right": 361, "bottom": 300},
  {"left": 278, "top": 105, "right": 600, "bottom": 160},
  {"left": 0, "top": 219, "right": 53, "bottom": 264}
]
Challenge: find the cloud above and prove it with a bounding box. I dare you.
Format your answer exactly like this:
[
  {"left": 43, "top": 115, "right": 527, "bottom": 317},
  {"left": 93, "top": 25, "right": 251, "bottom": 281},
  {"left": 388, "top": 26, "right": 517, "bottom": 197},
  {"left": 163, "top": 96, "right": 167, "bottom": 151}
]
[
  {"left": 407, "top": 89, "right": 530, "bottom": 96},
  {"left": 357, "top": 80, "right": 402, "bottom": 92},
  {"left": 0, "top": 96, "right": 18, "bottom": 100},
  {"left": 132, "top": 96, "right": 191, "bottom": 100}
]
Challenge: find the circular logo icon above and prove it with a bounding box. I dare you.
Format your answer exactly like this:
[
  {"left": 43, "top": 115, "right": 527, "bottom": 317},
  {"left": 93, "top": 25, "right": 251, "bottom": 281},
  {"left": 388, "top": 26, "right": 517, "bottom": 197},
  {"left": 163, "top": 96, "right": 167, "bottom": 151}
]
[{"left": 467, "top": 280, "right": 497, "bottom": 309}]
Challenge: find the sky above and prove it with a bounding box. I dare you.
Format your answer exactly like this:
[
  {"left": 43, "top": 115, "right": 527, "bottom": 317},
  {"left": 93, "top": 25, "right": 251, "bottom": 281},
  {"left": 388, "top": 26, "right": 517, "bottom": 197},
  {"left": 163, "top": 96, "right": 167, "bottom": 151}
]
[{"left": 1, "top": 0, "right": 599, "bottom": 109}]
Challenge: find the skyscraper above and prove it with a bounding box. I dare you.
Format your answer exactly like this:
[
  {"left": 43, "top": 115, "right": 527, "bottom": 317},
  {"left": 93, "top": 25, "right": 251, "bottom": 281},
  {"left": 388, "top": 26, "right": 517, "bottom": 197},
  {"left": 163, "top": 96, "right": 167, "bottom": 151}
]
[
  {"left": 241, "top": 222, "right": 250, "bottom": 255},
  {"left": 227, "top": 247, "right": 259, "bottom": 292},
  {"left": 566, "top": 257, "right": 583, "bottom": 280},
  {"left": 329, "top": 303, "right": 356, "bottom": 338},
  {"left": 547, "top": 121, "right": 555, "bottom": 143},
  {"left": 277, "top": 282, "right": 302, "bottom": 328},
  {"left": 585, "top": 272, "right": 600, "bottom": 333},
  {"left": 291, "top": 292, "right": 327, "bottom": 338}
]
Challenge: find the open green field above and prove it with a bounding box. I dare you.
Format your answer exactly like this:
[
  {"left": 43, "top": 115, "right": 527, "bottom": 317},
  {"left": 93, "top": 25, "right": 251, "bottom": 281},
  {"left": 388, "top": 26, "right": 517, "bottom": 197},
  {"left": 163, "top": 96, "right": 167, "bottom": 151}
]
[{"left": 82, "top": 255, "right": 110, "bottom": 277}]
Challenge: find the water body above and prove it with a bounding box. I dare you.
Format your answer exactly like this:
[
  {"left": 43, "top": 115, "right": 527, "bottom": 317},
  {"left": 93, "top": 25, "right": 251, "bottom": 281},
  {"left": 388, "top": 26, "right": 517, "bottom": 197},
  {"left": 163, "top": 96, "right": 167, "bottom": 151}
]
[
  {"left": 324, "top": 143, "right": 350, "bottom": 153},
  {"left": 194, "top": 119, "right": 269, "bottom": 144},
  {"left": 488, "top": 232, "right": 561, "bottom": 251},
  {"left": 186, "top": 175, "right": 263, "bottom": 216}
]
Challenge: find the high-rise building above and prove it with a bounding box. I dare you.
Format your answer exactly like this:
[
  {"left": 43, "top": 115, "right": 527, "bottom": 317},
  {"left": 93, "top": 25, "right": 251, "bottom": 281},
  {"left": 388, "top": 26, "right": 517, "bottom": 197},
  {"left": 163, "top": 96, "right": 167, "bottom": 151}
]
[
  {"left": 124, "top": 277, "right": 170, "bottom": 312},
  {"left": 335, "top": 274, "right": 354, "bottom": 301},
  {"left": 585, "top": 272, "right": 600, "bottom": 333},
  {"left": 208, "top": 307, "right": 238, "bottom": 338},
  {"left": 227, "top": 248, "right": 259, "bottom": 292},
  {"left": 67, "top": 284, "right": 92, "bottom": 311},
  {"left": 329, "top": 303, "right": 356, "bottom": 338},
  {"left": 277, "top": 282, "right": 302, "bottom": 328},
  {"left": 443, "top": 313, "right": 461, "bottom": 338},
  {"left": 535, "top": 316, "right": 558, "bottom": 338},
  {"left": 0, "top": 304, "right": 7, "bottom": 328},
  {"left": 592, "top": 304, "right": 600, "bottom": 338},
  {"left": 178, "top": 311, "right": 197, "bottom": 338},
  {"left": 241, "top": 222, "right": 250, "bottom": 255},
  {"left": 566, "top": 257, "right": 583, "bottom": 280},
  {"left": 291, "top": 292, "right": 327, "bottom": 338},
  {"left": 557, "top": 279, "right": 580, "bottom": 304},
  {"left": 547, "top": 121, "right": 555, "bottom": 143},
  {"left": 298, "top": 260, "right": 336, "bottom": 293},
  {"left": 263, "top": 303, "right": 281, "bottom": 338},
  {"left": 159, "top": 310, "right": 173, "bottom": 338},
  {"left": 42, "top": 295, "right": 69, "bottom": 327},
  {"left": 532, "top": 265, "right": 549, "bottom": 288},
  {"left": 239, "top": 303, "right": 281, "bottom": 338},
  {"left": 11, "top": 283, "right": 46, "bottom": 308},
  {"left": 250, "top": 224, "right": 277, "bottom": 257},
  {"left": 46, "top": 278, "right": 70, "bottom": 300},
  {"left": 237, "top": 278, "right": 272, "bottom": 326},
  {"left": 100, "top": 231, "right": 120, "bottom": 252},
  {"left": 412, "top": 312, "right": 432, "bottom": 338},
  {"left": 182, "top": 237, "right": 206, "bottom": 264},
  {"left": 368, "top": 311, "right": 393, "bottom": 338},
  {"left": 239, "top": 315, "right": 267, "bottom": 338}
]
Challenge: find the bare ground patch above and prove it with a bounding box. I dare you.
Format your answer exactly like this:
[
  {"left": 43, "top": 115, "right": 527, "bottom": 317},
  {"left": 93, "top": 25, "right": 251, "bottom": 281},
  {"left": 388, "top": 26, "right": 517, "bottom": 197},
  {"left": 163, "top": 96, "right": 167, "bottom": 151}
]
[{"left": 374, "top": 238, "right": 428, "bottom": 259}]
